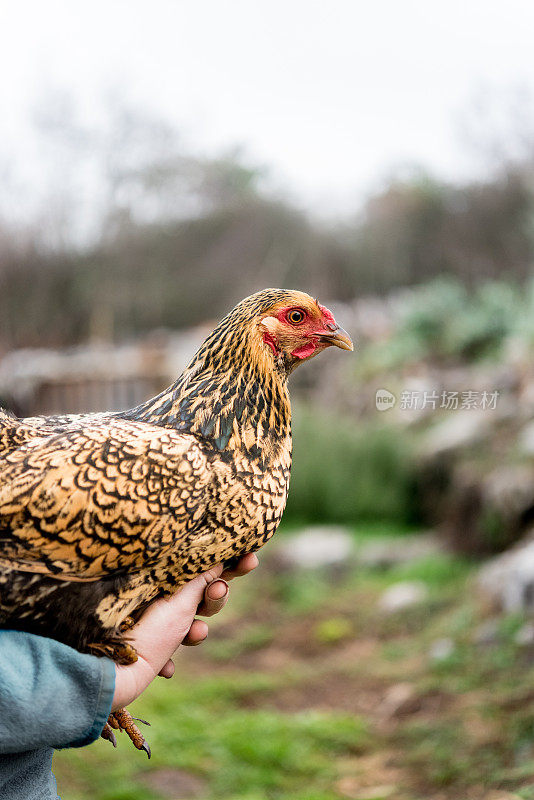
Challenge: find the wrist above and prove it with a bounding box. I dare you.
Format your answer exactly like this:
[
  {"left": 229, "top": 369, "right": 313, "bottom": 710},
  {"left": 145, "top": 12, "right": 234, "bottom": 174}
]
[{"left": 112, "top": 657, "right": 157, "bottom": 711}]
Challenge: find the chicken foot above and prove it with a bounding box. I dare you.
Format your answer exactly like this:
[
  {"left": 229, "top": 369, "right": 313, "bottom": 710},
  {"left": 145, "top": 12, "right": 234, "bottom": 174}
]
[{"left": 101, "top": 708, "right": 151, "bottom": 757}]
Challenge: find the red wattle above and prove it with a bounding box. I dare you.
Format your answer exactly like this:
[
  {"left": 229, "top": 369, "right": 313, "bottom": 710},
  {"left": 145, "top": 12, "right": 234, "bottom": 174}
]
[{"left": 291, "top": 341, "right": 317, "bottom": 359}]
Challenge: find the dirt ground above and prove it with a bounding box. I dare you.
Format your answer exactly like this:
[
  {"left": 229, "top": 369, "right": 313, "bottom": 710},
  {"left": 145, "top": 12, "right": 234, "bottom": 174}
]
[{"left": 55, "top": 545, "right": 534, "bottom": 800}]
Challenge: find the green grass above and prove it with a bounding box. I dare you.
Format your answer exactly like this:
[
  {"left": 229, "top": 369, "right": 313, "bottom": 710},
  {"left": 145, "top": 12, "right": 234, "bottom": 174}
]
[
  {"left": 387, "top": 554, "right": 473, "bottom": 590},
  {"left": 57, "top": 677, "right": 368, "bottom": 800},
  {"left": 54, "top": 547, "right": 534, "bottom": 799}
]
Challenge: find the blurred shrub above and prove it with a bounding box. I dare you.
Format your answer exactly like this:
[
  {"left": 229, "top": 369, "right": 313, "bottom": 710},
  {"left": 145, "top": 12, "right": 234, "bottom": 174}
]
[
  {"left": 285, "top": 405, "right": 418, "bottom": 526},
  {"left": 357, "top": 278, "right": 524, "bottom": 374},
  {"left": 397, "top": 278, "right": 469, "bottom": 359},
  {"left": 450, "top": 280, "right": 520, "bottom": 359},
  {"left": 397, "top": 277, "right": 525, "bottom": 362},
  {"left": 513, "top": 275, "right": 534, "bottom": 346}
]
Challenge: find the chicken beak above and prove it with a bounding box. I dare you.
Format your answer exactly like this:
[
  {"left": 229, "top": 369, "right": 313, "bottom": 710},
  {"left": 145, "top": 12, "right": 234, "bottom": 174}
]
[{"left": 320, "top": 326, "right": 354, "bottom": 351}]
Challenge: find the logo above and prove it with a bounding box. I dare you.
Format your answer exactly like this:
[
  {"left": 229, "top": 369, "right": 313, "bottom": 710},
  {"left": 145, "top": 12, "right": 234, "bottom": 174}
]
[{"left": 375, "top": 388, "right": 396, "bottom": 411}]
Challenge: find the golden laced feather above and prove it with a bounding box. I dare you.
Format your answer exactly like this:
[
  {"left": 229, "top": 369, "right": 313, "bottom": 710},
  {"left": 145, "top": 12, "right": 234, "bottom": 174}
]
[{"left": 0, "top": 289, "right": 307, "bottom": 653}]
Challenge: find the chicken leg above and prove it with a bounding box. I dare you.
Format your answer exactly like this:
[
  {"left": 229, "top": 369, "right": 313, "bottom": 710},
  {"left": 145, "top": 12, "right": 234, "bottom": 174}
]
[
  {"left": 102, "top": 709, "right": 151, "bottom": 757},
  {"left": 92, "top": 621, "right": 152, "bottom": 756}
]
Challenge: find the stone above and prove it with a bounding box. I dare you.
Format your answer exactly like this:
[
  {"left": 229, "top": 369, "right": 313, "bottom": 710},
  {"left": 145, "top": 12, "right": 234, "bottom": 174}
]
[
  {"left": 376, "top": 683, "right": 416, "bottom": 720},
  {"left": 356, "top": 532, "right": 442, "bottom": 569},
  {"left": 515, "top": 622, "right": 534, "bottom": 646},
  {"left": 478, "top": 535, "right": 534, "bottom": 613},
  {"left": 420, "top": 411, "right": 488, "bottom": 458},
  {"left": 429, "top": 637, "right": 454, "bottom": 661},
  {"left": 273, "top": 526, "right": 354, "bottom": 570},
  {"left": 473, "top": 619, "right": 501, "bottom": 646},
  {"left": 484, "top": 465, "right": 534, "bottom": 519},
  {"left": 378, "top": 581, "right": 428, "bottom": 613},
  {"left": 518, "top": 420, "right": 534, "bottom": 456}
]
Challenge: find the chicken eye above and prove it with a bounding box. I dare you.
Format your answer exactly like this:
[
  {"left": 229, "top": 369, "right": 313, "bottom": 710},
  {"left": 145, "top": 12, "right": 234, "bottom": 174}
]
[{"left": 287, "top": 308, "right": 306, "bottom": 325}]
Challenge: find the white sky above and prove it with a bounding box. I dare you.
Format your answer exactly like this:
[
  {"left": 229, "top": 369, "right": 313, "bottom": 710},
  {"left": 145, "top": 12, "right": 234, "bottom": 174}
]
[{"left": 1, "top": 0, "right": 534, "bottom": 216}]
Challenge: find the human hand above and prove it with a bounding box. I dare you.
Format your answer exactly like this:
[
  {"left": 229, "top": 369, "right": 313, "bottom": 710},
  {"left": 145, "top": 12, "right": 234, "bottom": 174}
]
[{"left": 111, "top": 553, "right": 258, "bottom": 711}]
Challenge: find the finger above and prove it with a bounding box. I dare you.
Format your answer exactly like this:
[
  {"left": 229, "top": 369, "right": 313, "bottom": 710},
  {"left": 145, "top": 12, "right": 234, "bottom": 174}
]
[
  {"left": 130, "top": 564, "right": 224, "bottom": 635},
  {"left": 174, "top": 563, "right": 225, "bottom": 602},
  {"left": 222, "top": 552, "right": 259, "bottom": 581},
  {"left": 197, "top": 579, "right": 229, "bottom": 617},
  {"left": 120, "top": 565, "right": 224, "bottom": 668},
  {"left": 182, "top": 618, "right": 208, "bottom": 646},
  {"left": 158, "top": 659, "right": 175, "bottom": 678}
]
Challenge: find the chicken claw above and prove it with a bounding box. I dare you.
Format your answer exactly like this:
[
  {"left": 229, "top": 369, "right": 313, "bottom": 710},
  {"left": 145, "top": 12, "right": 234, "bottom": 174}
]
[{"left": 101, "top": 708, "right": 151, "bottom": 757}]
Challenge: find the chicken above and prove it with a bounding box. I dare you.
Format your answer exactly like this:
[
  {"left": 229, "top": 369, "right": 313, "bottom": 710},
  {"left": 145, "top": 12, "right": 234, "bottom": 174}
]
[{"left": 0, "top": 288, "right": 352, "bottom": 753}]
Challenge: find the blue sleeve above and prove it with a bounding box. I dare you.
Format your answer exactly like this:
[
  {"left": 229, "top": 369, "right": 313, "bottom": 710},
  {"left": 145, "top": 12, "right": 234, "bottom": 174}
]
[{"left": 0, "top": 630, "right": 116, "bottom": 753}]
